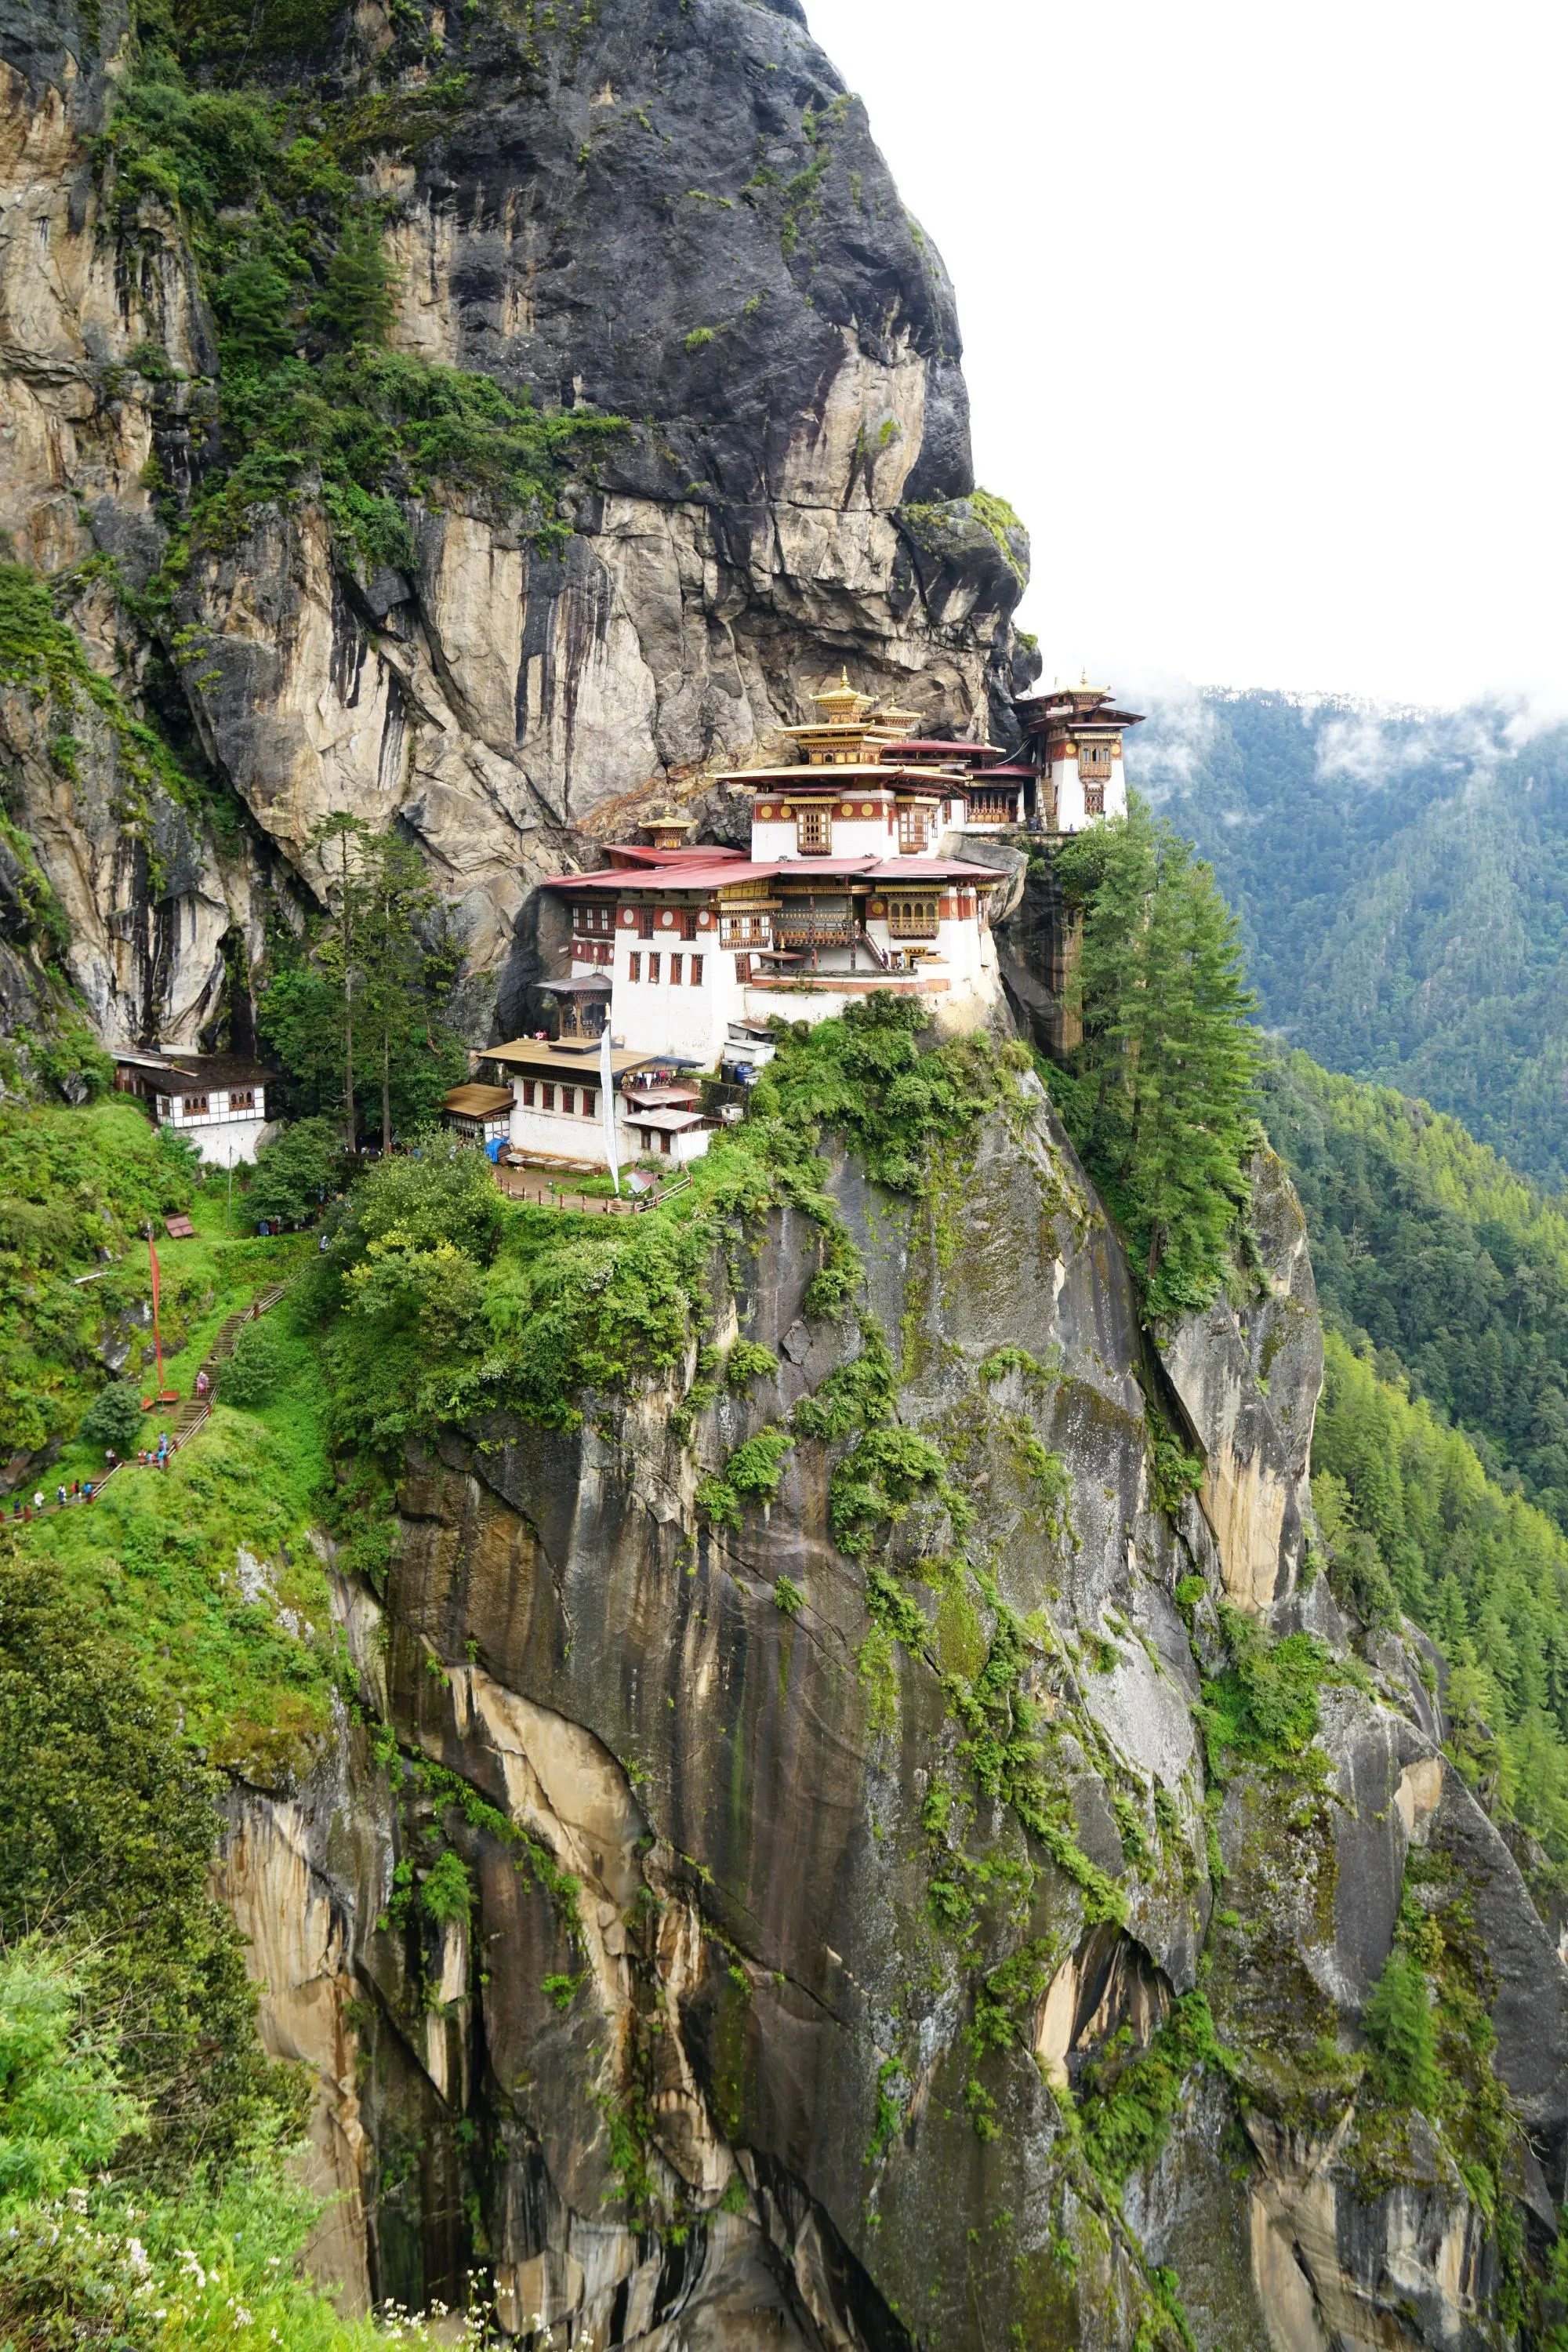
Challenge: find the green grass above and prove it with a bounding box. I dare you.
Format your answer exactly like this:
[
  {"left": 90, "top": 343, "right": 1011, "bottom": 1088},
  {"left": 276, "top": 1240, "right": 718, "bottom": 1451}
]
[
  {"left": 2, "top": 1096, "right": 307, "bottom": 1466},
  {"left": 15, "top": 1315, "right": 336, "bottom": 1780}
]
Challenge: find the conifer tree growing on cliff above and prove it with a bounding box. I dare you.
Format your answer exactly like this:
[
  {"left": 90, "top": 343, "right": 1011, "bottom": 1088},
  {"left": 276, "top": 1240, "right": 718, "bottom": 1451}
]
[
  {"left": 1054, "top": 798, "right": 1259, "bottom": 1317},
  {"left": 258, "top": 818, "right": 468, "bottom": 1149}
]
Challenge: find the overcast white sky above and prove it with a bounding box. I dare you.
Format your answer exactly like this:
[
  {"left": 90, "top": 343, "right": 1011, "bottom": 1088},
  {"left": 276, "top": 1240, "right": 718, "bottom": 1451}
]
[{"left": 803, "top": 0, "right": 1568, "bottom": 711}]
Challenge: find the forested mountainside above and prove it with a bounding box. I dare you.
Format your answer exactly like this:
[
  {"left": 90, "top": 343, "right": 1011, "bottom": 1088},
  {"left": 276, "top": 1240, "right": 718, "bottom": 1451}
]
[
  {"left": 1259, "top": 1047, "right": 1568, "bottom": 1869},
  {"left": 1131, "top": 688, "right": 1568, "bottom": 1184}
]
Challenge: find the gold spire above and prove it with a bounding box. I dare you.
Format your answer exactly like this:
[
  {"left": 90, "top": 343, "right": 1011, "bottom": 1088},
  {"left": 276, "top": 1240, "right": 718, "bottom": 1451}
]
[{"left": 811, "top": 670, "right": 873, "bottom": 722}]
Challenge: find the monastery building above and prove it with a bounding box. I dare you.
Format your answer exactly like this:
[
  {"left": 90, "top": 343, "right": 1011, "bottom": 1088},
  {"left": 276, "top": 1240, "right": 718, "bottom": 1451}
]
[{"left": 456, "top": 672, "right": 1141, "bottom": 1171}]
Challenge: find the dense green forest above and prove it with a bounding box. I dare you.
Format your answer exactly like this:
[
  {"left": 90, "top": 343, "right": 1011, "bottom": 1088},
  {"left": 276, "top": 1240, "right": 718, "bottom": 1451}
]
[
  {"left": 1131, "top": 688, "right": 1568, "bottom": 1183},
  {"left": 1261, "top": 1049, "right": 1568, "bottom": 1530}
]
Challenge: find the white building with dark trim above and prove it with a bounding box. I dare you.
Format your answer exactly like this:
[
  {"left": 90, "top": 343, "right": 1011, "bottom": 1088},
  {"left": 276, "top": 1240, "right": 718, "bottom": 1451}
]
[{"left": 113, "top": 1049, "right": 278, "bottom": 1167}]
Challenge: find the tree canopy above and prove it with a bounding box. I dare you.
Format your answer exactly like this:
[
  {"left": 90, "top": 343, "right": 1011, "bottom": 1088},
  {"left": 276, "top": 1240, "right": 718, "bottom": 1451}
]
[{"left": 1049, "top": 800, "right": 1260, "bottom": 1319}]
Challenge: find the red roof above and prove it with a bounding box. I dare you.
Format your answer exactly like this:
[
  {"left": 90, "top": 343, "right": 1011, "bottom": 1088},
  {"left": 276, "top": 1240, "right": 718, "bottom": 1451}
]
[
  {"left": 604, "top": 844, "right": 747, "bottom": 867},
  {"left": 543, "top": 854, "right": 1004, "bottom": 894},
  {"left": 862, "top": 858, "right": 1003, "bottom": 883}
]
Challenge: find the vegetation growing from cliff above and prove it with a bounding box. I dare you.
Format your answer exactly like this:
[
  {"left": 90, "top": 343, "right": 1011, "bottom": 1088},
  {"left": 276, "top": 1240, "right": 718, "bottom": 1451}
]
[
  {"left": 1196, "top": 1606, "right": 1363, "bottom": 1783},
  {"left": 313, "top": 996, "right": 1022, "bottom": 1452},
  {"left": 1051, "top": 799, "right": 1261, "bottom": 1319},
  {"left": 0, "top": 563, "right": 199, "bottom": 856},
  {"left": 1071, "top": 1991, "right": 1230, "bottom": 2190},
  {"left": 100, "top": 36, "right": 623, "bottom": 572}
]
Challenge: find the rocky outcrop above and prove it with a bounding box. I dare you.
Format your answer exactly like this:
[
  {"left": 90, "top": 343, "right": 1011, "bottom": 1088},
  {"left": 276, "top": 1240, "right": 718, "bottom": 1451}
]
[
  {"left": 1160, "top": 1146, "right": 1323, "bottom": 1614},
  {"left": 0, "top": 0, "right": 1028, "bottom": 1051},
  {"left": 212, "top": 1078, "right": 1568, "bottom": 2348}
]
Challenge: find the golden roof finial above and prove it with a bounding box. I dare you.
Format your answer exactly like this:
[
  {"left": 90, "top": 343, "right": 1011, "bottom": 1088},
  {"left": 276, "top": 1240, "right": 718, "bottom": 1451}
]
[{"left": 813, "top": 670, "right": 871, "bottom": 720}]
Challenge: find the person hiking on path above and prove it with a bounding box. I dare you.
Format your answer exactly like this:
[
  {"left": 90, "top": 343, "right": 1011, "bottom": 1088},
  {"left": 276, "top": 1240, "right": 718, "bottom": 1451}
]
[
  {"left": 196, "top": 1370, "right": 209, "bottom": 1397},
  {"left": 56, "top": 1486, "right": 65, "bottom": 1508},
  {"left": 32, "top": 1492, "right": 44, "bottom": 1512}
]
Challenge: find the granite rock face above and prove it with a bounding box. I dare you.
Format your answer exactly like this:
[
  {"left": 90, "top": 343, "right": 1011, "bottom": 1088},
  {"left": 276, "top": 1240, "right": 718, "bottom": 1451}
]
[
  {"left": 216, "top": 1081, "right": 1568, "bottom": 2349},
  {"left": 0, "top": 0, "right": 1025, "bottom": 1049}
]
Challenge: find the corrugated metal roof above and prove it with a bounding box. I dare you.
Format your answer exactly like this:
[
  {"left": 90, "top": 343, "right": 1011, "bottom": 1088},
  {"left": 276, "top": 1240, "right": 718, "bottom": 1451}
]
[
  {"left": 485, "top": 1038, "right": 655, "bottom": 1077},
  {"left": 443, "top": 1083, "right": 515, "bottom": 1116}
]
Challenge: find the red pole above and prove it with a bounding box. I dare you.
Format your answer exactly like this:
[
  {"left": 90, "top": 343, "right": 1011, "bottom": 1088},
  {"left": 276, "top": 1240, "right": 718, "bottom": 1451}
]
[{"left": 149, "top": 1230, "right": 164, "bottom": 1395}]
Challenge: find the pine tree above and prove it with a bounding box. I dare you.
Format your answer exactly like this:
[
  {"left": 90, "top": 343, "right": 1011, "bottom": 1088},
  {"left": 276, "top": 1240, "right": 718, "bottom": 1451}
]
[
  {"left": 259, "top": 819, "right": 467, "bottom": 1148},
  {"left": 1054, "top": 799, "right": 1260, "bottom": 1318}
]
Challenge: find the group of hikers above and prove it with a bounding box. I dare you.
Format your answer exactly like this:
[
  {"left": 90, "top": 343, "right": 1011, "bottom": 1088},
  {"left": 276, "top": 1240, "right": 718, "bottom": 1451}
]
[{"left": 9, "top": 1429, "right": 181, "bottom": 1523}]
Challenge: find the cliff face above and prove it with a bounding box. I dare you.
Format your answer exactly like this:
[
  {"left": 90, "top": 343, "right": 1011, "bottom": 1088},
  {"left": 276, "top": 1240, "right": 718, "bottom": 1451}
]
[
  {"left": 217, "top": 1087, "right": 1568, "bottom": 2350},
  {"left": 0, "top": 0, "right": 1030, "bottom": 1052}
]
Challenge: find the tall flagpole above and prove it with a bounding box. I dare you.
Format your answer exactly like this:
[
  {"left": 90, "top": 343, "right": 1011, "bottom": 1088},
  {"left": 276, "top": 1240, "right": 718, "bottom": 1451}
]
[
  {"left": 600, "top": 1019, "right": 619, "bottom": 1196},
  {"left": 148, "top": 1227, "right": 165, "bottom": 1396}
]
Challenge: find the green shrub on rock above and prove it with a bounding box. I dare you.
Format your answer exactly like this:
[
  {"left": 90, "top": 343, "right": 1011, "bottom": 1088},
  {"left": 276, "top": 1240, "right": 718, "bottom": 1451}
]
[{"left": 78, "top": 1381, "right": 144, "bottom": 1455}]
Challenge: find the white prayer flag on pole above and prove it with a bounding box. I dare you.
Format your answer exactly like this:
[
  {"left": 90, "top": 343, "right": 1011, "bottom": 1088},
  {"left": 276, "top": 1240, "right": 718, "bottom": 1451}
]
[{"left": 600, "top": 1022, "right": 620, "bottom": 1196}]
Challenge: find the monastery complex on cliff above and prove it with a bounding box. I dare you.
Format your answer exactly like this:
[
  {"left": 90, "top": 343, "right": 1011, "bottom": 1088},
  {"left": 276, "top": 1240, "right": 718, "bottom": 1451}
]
[{"left": 447, "top": 674, "right": 1144, "bottom": 1174}]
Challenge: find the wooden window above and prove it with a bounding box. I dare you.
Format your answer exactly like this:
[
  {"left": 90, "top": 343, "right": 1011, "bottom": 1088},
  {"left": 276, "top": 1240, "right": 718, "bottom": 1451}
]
[
  {"left": 678, "top": 909, "right": 699, "bottom": 940},
  {"left": 735, "top": 953, "right": 752, "bottom": 982},
  {"left": 648, "top": 953, "right": 661, "bottom": 984},
  {"left": 542, "top": 1083, "right": 555, "bottom": 1110},
  {"left": 182, "top": 1094, "right": 209, "bottom": 1117},
  {"left": 670, "top": 953, "right": 684, "bottom": 985},
  {"left": 523, "top": 1080, "right": 536, "bottom": 1106},
  {"left": 1080, "top": 743, "right": 1112, "bottom": 779},
  {"left": 898, "top": 805, "right": 932, "bottom": 854},
  {"left": 637, "top": 906, "right": 655, "bottom": 939},
  {"left": 797, "top": 804, "right": 830, "bottom": 854},
  {"left": 229, "top": 1088, "right": 255, "bottom": 1112},
  {"left": 660, "top": 1131, "right": 672, "bottom": 1155},
  {"left": 1083, "top": 782, "right": 1105, "bottom": 816},
  {"left": 628, "top": 953, "right": 641, "bottom": 983},
  {"left": 573, "top": 902, "right": 614, "bottom": 935},
  {"left": 582, "top": 1089, "right": 597, "bottom": 1117},
  {"left": 887, "top": 897, "right": 938, "bottom": 940},
  {"left": 690, "top": 955, "right": 704, "bottom": 985}
]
